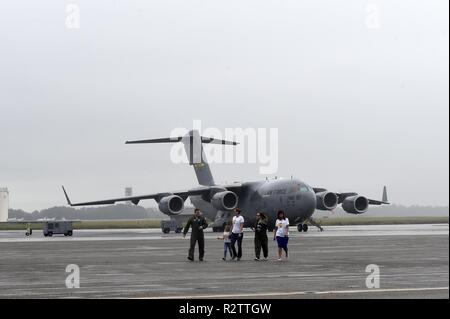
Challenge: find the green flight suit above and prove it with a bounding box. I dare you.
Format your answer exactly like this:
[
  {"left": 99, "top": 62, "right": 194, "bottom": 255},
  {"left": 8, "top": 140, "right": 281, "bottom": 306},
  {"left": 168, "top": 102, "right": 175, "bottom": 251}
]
[
  {"left": 254, "top": 218, "right": 269, "bottom": 259},
  {"left": 183, "top": 215, "right": 208, "bottom": 260}
]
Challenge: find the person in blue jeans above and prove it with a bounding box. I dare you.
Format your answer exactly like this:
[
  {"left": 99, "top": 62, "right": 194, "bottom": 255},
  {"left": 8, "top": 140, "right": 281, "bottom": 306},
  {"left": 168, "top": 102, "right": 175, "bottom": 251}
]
[
  {"left": 217, "top": 225, "right": 233, "bottom": 260},
  {"left": 230, "top": 208, "right": 245, "bottom": 261}
]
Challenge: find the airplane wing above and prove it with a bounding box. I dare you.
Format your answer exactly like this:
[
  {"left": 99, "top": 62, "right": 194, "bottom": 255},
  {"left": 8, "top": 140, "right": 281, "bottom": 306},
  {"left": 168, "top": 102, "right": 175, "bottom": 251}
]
[
  {"left": 7, "top": 220, "right": 78, "bottom": 224},
  {"left": 62, "top": 185, "right": 241, "bottom": 207},
  {"left": 313, "top": 188, "right": 390, "bottom": 205},
  {"left": 219, "top": 183, "right": 245, "bottom": 197},
  {"left": 367, "top": 199, "right": 390, "bottom": 205}
]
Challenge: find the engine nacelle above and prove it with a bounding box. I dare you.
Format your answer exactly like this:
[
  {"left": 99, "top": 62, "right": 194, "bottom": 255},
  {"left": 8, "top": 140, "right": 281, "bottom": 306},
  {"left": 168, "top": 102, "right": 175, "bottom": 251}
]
[
  {"left": 211, "top": 191, "right": 238, "bottom": 211},
  {"left": 158, "top": 195, "right": 184, "bottom": 215},
  {"left": 316, "top": 191, "right": 338, "bottom": 210},
  {"left": 342, "top": 195, "right": 369, "bottom": 214}
]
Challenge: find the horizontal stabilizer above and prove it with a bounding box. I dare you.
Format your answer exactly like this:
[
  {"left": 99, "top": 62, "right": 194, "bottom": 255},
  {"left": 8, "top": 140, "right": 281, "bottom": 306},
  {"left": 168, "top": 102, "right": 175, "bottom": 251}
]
[
  {"left": 126, "top": 137, "right": 182, "bottom": 144},
  {"left": 125, "top": 130, "right": 237, "bottom": 186},
  {"left": 200, "top": 137, "right": 238, "bottom": 145},
  {"left": 126, "top": 135, "right": 238, "bottom": 145}
]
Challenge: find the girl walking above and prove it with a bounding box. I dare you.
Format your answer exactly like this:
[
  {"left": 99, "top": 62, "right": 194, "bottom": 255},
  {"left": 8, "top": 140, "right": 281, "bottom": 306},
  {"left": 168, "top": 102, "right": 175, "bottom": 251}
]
[{"left": 218, "top": 225, "right": 233, "bottom": 260}]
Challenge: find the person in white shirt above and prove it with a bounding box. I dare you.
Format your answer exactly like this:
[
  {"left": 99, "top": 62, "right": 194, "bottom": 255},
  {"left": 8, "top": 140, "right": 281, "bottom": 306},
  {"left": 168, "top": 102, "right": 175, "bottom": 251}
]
[
  {"left": 273, "top": 210, "right": 289, "bottom": 261},
  {"left": 230, "top": 208, "right": 245, "bottom": 261},
  {"left": 217, "top": 225, "right": 232, "bottom": 261}
]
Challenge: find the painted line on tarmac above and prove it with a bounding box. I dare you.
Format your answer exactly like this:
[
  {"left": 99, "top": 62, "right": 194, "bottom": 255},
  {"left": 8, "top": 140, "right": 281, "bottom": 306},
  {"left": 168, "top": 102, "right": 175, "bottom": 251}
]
[{"left": 143, "top": 286, "right": 449, "bottom": 299}]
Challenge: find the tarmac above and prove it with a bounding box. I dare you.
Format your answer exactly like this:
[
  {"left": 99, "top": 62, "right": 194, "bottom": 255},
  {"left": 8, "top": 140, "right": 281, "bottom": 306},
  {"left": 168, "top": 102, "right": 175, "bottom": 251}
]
[{"left": 0, "top": 224, "right": 448, "bottom": 298}]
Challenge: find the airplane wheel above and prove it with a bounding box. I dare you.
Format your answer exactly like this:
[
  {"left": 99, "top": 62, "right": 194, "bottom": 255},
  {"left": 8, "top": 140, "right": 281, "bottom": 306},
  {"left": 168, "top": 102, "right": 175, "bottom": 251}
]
[
  {"left": 162, "top": 228, "right": 170, "bottom": 234},
  {"left": 302, "top": 224, "right": 309, "bottom": 232},
  {"left": 297, "top": 225, "right": 303, "bottom": 232}
]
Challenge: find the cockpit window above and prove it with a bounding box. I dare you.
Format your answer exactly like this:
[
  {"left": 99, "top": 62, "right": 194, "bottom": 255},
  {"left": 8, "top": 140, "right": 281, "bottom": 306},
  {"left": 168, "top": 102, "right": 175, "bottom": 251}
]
[{"left": 300, "top": 186, "right": 309, "bottom": 192}]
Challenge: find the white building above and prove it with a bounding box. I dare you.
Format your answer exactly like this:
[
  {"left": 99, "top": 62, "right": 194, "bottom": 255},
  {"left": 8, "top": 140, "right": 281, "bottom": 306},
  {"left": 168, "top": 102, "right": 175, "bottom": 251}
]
[{"left": 0, "top": 188, "right": 9, "bottom": 222}]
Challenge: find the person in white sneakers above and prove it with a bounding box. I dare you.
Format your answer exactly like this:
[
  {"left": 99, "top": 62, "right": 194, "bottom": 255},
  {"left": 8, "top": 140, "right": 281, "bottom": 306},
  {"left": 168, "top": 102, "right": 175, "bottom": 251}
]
[
  {"left": 230, "top": 208, "right": 245, "bottom": 261},
  {"left": 273, "top": 210, "right": 289, "bottom": 261}
]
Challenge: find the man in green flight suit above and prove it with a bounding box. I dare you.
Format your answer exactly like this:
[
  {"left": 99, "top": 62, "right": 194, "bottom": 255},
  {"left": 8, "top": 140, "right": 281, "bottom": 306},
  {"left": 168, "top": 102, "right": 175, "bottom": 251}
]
[{"left": 183, "top": 208, "right": 208, "bottom": 261}]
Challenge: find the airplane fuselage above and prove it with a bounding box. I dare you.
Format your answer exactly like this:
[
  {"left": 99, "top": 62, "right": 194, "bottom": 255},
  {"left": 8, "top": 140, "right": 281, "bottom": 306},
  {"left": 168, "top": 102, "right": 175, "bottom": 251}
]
[{"left": 190, "top": 178, "right": 316, "bottom": 229}]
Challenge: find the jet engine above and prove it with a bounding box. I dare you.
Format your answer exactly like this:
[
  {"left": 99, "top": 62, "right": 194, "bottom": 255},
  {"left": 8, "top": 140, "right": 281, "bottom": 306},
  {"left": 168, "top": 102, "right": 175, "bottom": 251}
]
[
  {"left": 211, "top": 191, "right": 238, "bottom": 211},
  {"left": 158, "top": 195, "right": 184, "bottom": 215},
  {"left": 342, "top": 195, "right": 369, "bottom": 214},
  {"left": 316, "top": 191, "right": 338, "bottom": 210}
]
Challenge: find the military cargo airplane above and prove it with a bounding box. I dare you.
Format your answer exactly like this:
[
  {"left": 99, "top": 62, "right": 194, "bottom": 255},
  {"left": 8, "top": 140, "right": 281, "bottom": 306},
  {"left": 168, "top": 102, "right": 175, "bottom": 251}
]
[{"left": 62, "top": 130, "right": 389, "bottom": 232}]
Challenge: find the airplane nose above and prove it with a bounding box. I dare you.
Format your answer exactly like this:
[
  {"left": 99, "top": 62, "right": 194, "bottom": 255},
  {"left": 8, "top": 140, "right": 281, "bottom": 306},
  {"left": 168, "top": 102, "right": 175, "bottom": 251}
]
[{"left": 307, "top": 190, "right": 317, "bottom": 212}]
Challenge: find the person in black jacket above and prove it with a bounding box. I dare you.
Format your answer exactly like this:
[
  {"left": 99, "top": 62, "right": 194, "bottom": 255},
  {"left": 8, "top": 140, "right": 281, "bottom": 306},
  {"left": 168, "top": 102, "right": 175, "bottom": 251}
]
[
  {"left": 253, "top": 212, "right": 269, "bottom": 261},
  {"left": 183, "top": 208, "right": 208, "bottom": 261}
]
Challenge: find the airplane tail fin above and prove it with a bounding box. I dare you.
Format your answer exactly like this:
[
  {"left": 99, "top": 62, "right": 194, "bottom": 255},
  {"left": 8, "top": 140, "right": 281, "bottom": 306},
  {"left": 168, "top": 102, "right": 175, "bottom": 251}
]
[
  {"left": 382, "top": 186, "right": 388, "bottom": 203},
  {"left": 126, "top": 130, "right": 238, "bottom": 186}
]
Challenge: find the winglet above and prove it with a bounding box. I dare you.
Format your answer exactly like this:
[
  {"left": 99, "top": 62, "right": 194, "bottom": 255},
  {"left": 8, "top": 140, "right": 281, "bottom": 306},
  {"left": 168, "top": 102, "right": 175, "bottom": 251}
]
[
  {"left": 382, "top": 186, "right": 388, "bottom": 203},
  {"left": 62, "top": 186, "right": 72, "bottom": 206}
]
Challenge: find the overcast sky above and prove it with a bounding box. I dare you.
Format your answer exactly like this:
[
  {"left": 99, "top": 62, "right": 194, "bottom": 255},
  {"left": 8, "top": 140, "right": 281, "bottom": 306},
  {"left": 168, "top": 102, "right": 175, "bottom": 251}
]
[{"left": 0, "top": 0, "right": 448, "bottom": 210}]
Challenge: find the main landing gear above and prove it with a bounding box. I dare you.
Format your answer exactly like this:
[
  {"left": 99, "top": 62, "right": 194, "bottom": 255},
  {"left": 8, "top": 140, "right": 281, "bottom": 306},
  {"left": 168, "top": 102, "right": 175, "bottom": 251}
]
[{"left": 297, "top": 218, "right": 324, "bottom": 232}]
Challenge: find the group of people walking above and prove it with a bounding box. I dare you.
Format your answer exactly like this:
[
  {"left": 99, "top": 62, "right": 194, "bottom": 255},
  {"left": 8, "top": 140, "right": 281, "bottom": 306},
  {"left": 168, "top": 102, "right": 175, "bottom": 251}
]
[{"left": 183, "top": 208, "right": 290, "bottom": 262}]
